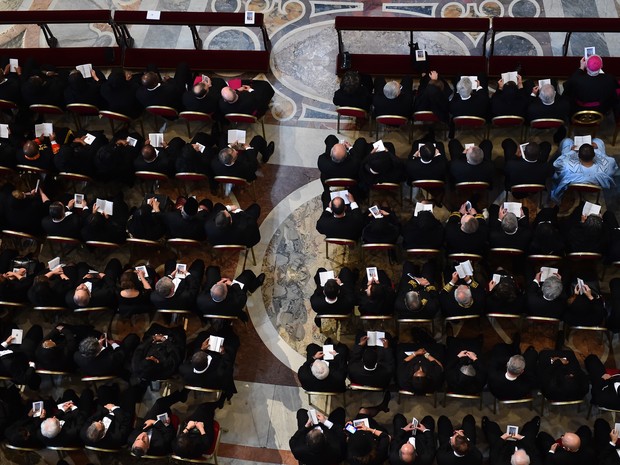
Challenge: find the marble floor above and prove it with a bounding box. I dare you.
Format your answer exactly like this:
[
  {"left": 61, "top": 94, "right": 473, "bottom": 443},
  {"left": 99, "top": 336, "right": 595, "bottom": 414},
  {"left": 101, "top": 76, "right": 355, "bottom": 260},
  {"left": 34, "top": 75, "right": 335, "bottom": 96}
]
[{"left": 4, "top": 1, "right": 620, "bottom": 464}]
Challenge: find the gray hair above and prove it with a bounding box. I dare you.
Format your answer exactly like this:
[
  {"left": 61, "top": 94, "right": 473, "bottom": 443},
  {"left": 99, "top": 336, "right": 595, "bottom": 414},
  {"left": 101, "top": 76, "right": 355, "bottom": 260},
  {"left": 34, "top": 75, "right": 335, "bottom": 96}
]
[
  {"left": 460, "top": 364, "right": 476, "bottom": 377},
  {"left": 86, "top": 421, "right": 105, "bottom": 442},
  {"left": 218, "top": 147, "right": 235, "bottom": 165},
  {"left": 311, "top": 360, "right": 329, "bottom": 380},
  {"left": 539, "top": 84, "right": 556, "bottom": 105},
  {"left": 461, "top": 216, "right": 479, "bottom": 234},
  {"left": 405, "top": 291, "right": 421, "bottom": 311},
  {"left": 507, "top": 354, "right": 526, "bottom": 376},
  {"left": 155, "top": 277, "right": 174, "bottom": 297},
  {"left": 511, "top": 449, "right": 531, "bottom": 465},
  {"left": 466, "top": 146, "right": 484, "bottom": 165},
  {"left": 383, "top": 81, "right": 400, "bottom": 99},
  {"left": 40, "top": 418, "right": 61, "bottom": 438},
  {"left": 542, "top": 276, "right": 563, "bottom": 301},
  {"left": 210, "top": 283, "right": 227, "bottom": 302},
  {"left": 457, "top": 77, "right": 473, "bottom": 99},
  {"left": 501, "top": 212, "right": 518, "bottom": 234},
  {"left": 455, "top": 285, "right": 473, "bottom": 307},
  {"left": 79, "top": 337, "right": 100, "bottom": 358}
]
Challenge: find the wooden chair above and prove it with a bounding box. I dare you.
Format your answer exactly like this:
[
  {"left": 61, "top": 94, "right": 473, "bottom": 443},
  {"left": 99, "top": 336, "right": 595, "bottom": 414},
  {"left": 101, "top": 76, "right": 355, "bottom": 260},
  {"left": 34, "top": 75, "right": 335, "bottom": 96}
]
[
  {"left": 184, "top": 385, "right": 223, "bottom": 402},
  {"left": 443, "top": 391, "right": 483, "bottom": 411},
  {"left": 213, "top": 175, "right": 256, "bottom": 201},
  {"left": 540, "top": 397, "right": 584, "bottom": 416},
  {"left": 324, "top": 237, "right": 356, "bottom": 261},
  {"left": 486, "top": 313, "right": 522, "bottom": 336},
  {"left": 324, "top": 178, "right": 358, "bottom": 189},
  {"left": 46, "top": 235, "right": 81, "bottom": 257},
  {"left": 29, "top": 103, "right": 64, "bottom": 119},
  {"left": 406, "top": 248, "right": 441, "bottom": 261},
  {"left": 447, "top": 253, "right": 483, "bottom": 263},
  {"left": 524, "top": 315, "right": 561, "bottom": 334},
  {"left": 375, "top": 115, "right": 411, "bottom": 143},
  {"left": 397, "top": 390, "right": 437, "bottom": 408},
  {"left": 134, "top": 170, "right": 169, "bottom": 194},
  {"left": 56, "top": 172, "right": 94, "bottom": 191},
  {"left": 396, "top": 318, "right": 435, "bottom": 339},
  {"left": 565, "top": 325, "right": 611, "bottom": 349},
  {"left": 493, "top": 396, "right": 534, "bottom": 414},
  {"left": 410, "top": 179, "right": 445, "bottom": 201},
  {"left": 336, "top": 106, "right": 370, "bottom": 134},
  {"left": 452, "top": 115, "right": 487, "bottom": 139},
  {"left": 81, "top": 375, "right": 117, "bottom": 390},
  {"left": 83, "top": 445, "right": 123, "bottom": 454},
  {"left": 0, "top": 98, "right": 18, "bottom": 122},
  {"left": 508, "top": 183, "right": 546, "bottom": 207},
  {"left": 145, "top": 105, "right": 179, "bottom": 131},
  {"left": 566, "top": 183, "right": 602, "bottom": 203},
  {"left": 527, "top": 118, "right": 564, "bottom": 139},
  {"left": 179, "top": 111, "right": 214, "bottom": 137},
  {"left": 225, "top": 112, "right": 265, "bottom": 139},
  {"left": 99, "top": 110, "right": 143, "bottom": 136},
  {"left": 47, "top": 445, "right": 82, "bottom": 461},
  {"left": 587, "top": 405, "right": 620, "bottom": 421},
  {"left": 305, "top": 390, "right": 346, "bottom": 413},
  {"left": 444, "top": 314, "right": 481, "bottom": 334},
  {"left": 166, "top": 238, "right": 203, "bottom": 259},
  {"left": 175, "top": 172, "right": 209, "bottom": 196},
  {"left": 569, "top": 110, "right": 604, "bottom": 137},
  {"left": 490, "top": 115, "right": 525, "bottom": 139},
  {"left": 212, "top": 244, "right": 255, "bottom": 269},
  {"left": 65, "top": 103, "right": 99, "bottom": 130},
  {"left": 315, "top": 314, "right": 350, "bottom": 340},
  {"left": 0, "top": 301, "right": 26, "bottom": 311},
  {"left": 413, "top": 111, "right": 445, "bottom": 139},
  {"left": 4, "top": 443, "right": 41, "bottom": 465},
  {"left": 454, "top": 181, "right": 490, "bottom": 204},
  {"left": 171, "top": 420, "right": 221, "bottom": 464},
  {"left": 361, "top": 243, "right": 396, "bottom": 263},
  {"left": 369, "top": 182, "right": 403, "bottom": 209},
  {"left": 157, "top": 308, "right": 193, "bottom": 330},
  {"left": 1, "top": 229, "right": 39, "bottom": 251},
  {"left": 527, "top": 254, "right": 563, "bottom": 265}
]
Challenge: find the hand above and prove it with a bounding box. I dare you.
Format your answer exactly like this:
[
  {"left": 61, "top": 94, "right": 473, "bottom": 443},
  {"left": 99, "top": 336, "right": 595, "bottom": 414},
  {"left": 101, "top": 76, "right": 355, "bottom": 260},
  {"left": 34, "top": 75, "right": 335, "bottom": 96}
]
[
  {"left": 62, "top": 401, "right": 73, "bottom": 411},
  {"left": 417, "top": 278, "right": 430, "bottom": 286},
  {"left": 195, "top": 422, "right": 205, "bottom": 433},
  {"left": 334, "top": 277, "right": 343, "bottom": 286},
  {"left": 611, "top": 429, "right": 619, "bottom": 443},
  {"left": 550, "top": 443, "right": 559, "bottom": 452},
  {"left": 162, "top": 140, "right": 168, "bottom": 149},
  {"left": 497, "top": 78, "right": 504, "bottom": 90},
  {"left": 534, "top": 271, "right": 542, "bottom": 283},
  {"left": 459, "top": 202, "right": 469, "bottom": 215},
  {"left": 191, "top": 143, "right": 202, "bottom": 152},
  {"left": 415, "top": 348, "right": 427, "bottom": 356},
  {"left": 343, "top": 141, "right": 351, "bottom": 149},
  {"left": 104, "top": 403, "right": 115, "bottom": 411},
  {"left": 186, "top": 421, "right": 196, "bottom": 430},
  {"left": 517, "top": 74, "right": 523, "bottom": 88},
  {"left": 498, "top": 207, "right": 507, "bottom": 220},
  {"left": 136, "top": 269, "right": 146, "bottom": 280},
  {"left": 381, "top": 338, "right": 389, "bottom": 348},
  {"left": 92, "top": 203, "right": 99, "bottom": 214},
  {"left": 489, "top": 280, "right": 497, "bottom": 291},
  {"left": 346, "top": 192, "right": 355, "bottom": 203},
  {"left": 402, "top": 423, "right": 416, "bottom": 432},
  {"left": 592, "top": 141, "right": 599, "bottom": 149},
  {"left": 359, "top": 335, "right": 368, "bottom": 346},
  {"left": 580, "top": 56, "right": 587, "bottom": 70},
  {"left": 143, "top": 419, "right": 156, "bottom": 429},
  {"left": 313, "top": 351, "right": 324, "bottom": 360},
  {"left": 200, "top": 338, "right": 210, "bottom": 351},
  {"left": 316, "top": 412, "right": 327, "bottom": 423},
  {"left": 145, "top": 138, "right": 151, "bottom": 146},
  {"left": 355, "top": 422, "right": 370, "bottom": 431},
  {"left": 413, "top": 150, "right": 421, "bottom": 158},
  {"left": 501, "top": 432, "right": 511, "bottom": 440},
  {"left": 450, "top": 271, "right": 459, "bottom": 285},
  {"left": 603, "top": 373, "right": 612, "bottom": 380},
  {"left": 56, "top": 325, "right": 64, "bottom": 332},
  {"left": 457, "top": 350, "right": 468, "bottom": 358},
  {"left": 532, "top": 85, "right": 540, "bottom": 95},
  {"left": 124, "top": 70, "right": 133, "bottom": 81},
  {"left": 429, "top": 70, "right": 438, "bottom": 80},
  {"left": 5, "top": 334, "right": 15, "bottom": 344},
  {"left": 2, "top": 64, "right": 8, "bottom": 75},
  {"left": 116, "top": 138, "right": 128, "bottom": 146},
  {"left": 90, "top": 69, "right": 98, "bottom": 81},
  {"left": 467, "top": 351, "right": 478, "bottom": 361},
  {"left": 583, "top": 284, "right": 593, "bottom": 299},
  {"left": 416, "top": 423, "right": 428, "bottom": 432},
  {"left": 67, "top": 199, "right": 75, "bottom": 209}
]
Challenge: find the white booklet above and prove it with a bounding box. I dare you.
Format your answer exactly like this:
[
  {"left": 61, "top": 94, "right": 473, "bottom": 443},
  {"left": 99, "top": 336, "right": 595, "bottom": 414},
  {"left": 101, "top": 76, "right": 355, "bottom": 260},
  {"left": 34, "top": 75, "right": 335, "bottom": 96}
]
[
  {"left": 83, "top": 133, "right": 96, "bottom": 145},
  {"left": 353, "top": 418, "right": 370, "bottom": 428},
  {"left": 585, "top": 46, "right": 596, "bottom": 59},
  {"left": 308, "top": 408, "right": 319, "bottom": 425},
  {"left": 244, "top": 10, "right": 255, "bottom": 24},
  {"left": 366, "top": 267, "right": 378, "bottom": 282},
  {"left": 148, "top": 133, "right": 164, "bottom": 148},
  {"left": 492, "top": 273, "right": 503, "bottom": 284},
  {"left": 11, "top": 328, "right": 23, "bottom": 345},
  {"left": 414, "top": 202, "right": 433, "bottom": 217},
  {"left": 126, "top": 136, "right": 138, "bottom": 147},
  {"left": 540, "top": 267, "right": 558, "bottom": 282},
  {"left": 48, "top": 256, "right": 63, "bottom": 271},
  {"left": 415, "top": 49, "right": 426, "bottom": 62},
  {"left": 57, "top": 402, "right": 77, "bottom": 411},
  {"left": 538, "top": 79, "right": 551, "bottom": 88},
  {"left": 329, "top": 190, "right": 350, "bottom": 205},
  {"left": 501, "top": 71, "right": 518, "bottom": 84},
  {"left": 232, "top": 279, "right": 245, "bottom": 289},
  {"left": 95, "top": 198, "right": 113, "bottom": 215},
  {"left": 76, "top": 63, "right": 92, "bottom": 79},
  {"left": 574, "top": 135, "right": 592, "bottom": 149},
  {"left": 319, "top": 270, "right": 335, "bottom": 287},
  {"left": 373, "top": 140, "right": 386, "bottom": 152},
  {"left": 208, "top": 336, "right": 224, "bottom": 353},
  {"left": 9, "top": 58, "right": 18, "bottom": 73},
  {"left": 576, "top": 278, "right": 585, "bottom": 295},
  {"left": 368, "top": 205, "right": 383, "bottom": 219},
  {"left": 503, "top": 202, "right": 522, "bottom": 216},
  {"left": 34, "top": 122, "right": 53, "bottom": 137},
  {"left": 74, "top": 193, "right": 85, "bottom": 208},
  {"left": 582, "top": 201, "right": 601, "bottom": 217},
  {"left": 418, "top": 142, "right": 436, "bottom": 151},
  {"left": 367, "top": 330, "right": 385, "bottom": 347},
  {"left": 157, "top": 412, "right": 169, "bottom": 423},
  {"left": 146, "top": 10, "right": 161, "bottom": 20},
  {"left": 464, "top": 143, "right": 475, "bottom": 150},
  {"left": 461, "top": 76, "right": 478, "bottom": 90},
  {"left": 195, "top": 142, "right": 206, "bottom": 153},
  {"left": 175, "top": 263, "right": 188, "bottom": 279},
  {"left": 227, "top": 129, "right": 246, "bottom": 144},
  {"left": 135, "top": 265, "right": 149, "bottom": 277},
  {"left": 323, "top": 344, "right": 335, "bottom": 361},
  {"left": 0, "top": 124, "right": 8, "bottom": 139},
  {"left": 519, "top": 143, "right": 529, "bottom": 158},
  {"left": 455, "top": 260, "right": 474, "bottom": 279},
  {"left": 32, "top": 401, "right": 43, "bottom": 417}
]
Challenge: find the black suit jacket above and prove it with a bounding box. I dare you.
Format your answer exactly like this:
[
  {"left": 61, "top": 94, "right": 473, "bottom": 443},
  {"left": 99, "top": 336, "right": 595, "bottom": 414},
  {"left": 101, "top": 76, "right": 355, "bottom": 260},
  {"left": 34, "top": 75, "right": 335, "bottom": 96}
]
[
  {"left": 42, "top": 210, "right": 84, "bottom": 238},
  {"left": 127, "top": 422, "right": 176, "bottom": 456},
  {"left": 389, "top": 428, "right": 435, "bottom": 465},
  {"left": 444, "top": 213, "right": 488, "bottom": 255},
  {"left": 38, "top": 407, "right": 88, "bottom": 447},
  {"left": 136, "top": 81, "right": 184, "bottom": 111},
  {"left": 436, "top": 441, "right": 482, "bottom": 465},
  {"left": 290, "top": 422, "right": 346, "bottom": 465},
  {"left": 348, "top": 344, "right": 394, "bottom": 389},
  {"left": 316, "top": 207, "right": 364, "bottom": 241},
  {"left": 65, "top": 276, "right": 118, "bottom": 310},
  {"left": 450, "top": 89, "right": 489, "bottom": 119},
  {"left": 526, "top": 281, "right": 566, "bottom": 319},
  {"left": 394, "top": 273, "right": 440, "bottom": 320},
  {"left": 81, "top": 405, "right": 131, "bottom": 449},
  {"left": 73, "top": 346, "right": 125, "bottom": 377},
  {"left": 179, "top": 351, "right": 233, "bottom": 390},
  {"left": 162, "top": 210, "right": 206, "bottom": 241},
  {"left": 298, "top": 343, "right": 348, "bottom": 392},
  {"left": 196, "top": 283, "right": 247, "bottom": 319},
  {"left": 527, "top": 97, "right": 570, "bottom": 122}
]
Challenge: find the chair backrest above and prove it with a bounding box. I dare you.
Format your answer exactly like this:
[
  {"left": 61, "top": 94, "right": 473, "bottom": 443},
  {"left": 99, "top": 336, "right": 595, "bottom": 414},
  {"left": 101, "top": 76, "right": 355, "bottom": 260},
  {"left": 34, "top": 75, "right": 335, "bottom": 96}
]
[
  {"left": 179, "top": 111, "right": 213, "bottom": 122},
  {"left": 16, "top": 164, "right": 48, "bottom": 175},
  {"left": 571, "top": 110, "right": 604, "bottom": 125},
  {"left": 491, "top": 115, "right": 525, "bottom": 126},
  {"left": 175, "top": 172, "right": 209, "bottom": 182},
  {"left": 0, "top": 99, "right": 17, "bottom": 110},
  {"left": 411, "top": 179, "right": 445, "bottom": 189},
  {"left": 453, "top": 115, "right": 486, "bottom": 127},
  {"left": 212, "top": 244, "right": 246, "bottom": 252},
  {"left": 99, "top": 110, "right": 131, "bottom": 122},
  {"left": 146, "top": 105, "right": 179, "bottom": 118},
  {"left": 66, "top": 103, "right": 99, "bottom": 115},
  {"left": 57, "top": 172, "right": 94, "bottom": 183},
  {"left": 324, "top": 178, "right": 358, "bottom": 188},
  {"left": 375, "top": 115, "right": 408, "bottom": 126},
  {"left": 126, "top": 237, "right": 160, "bottom": 247},
  {"left": 167, "top": 238, "right": 202, "bottom": 247},
  {"left": 529, "top": 118, "right": 564, "bottom": 129},
  {"left": 29, "top": 104, "right": 64, "bottom": 115},
  {"left": 447, "top": 253, "right": 483, "bottom": 262},
  {"left": 413, "top": 111, "right": 440, "bottom": 123},
  {"left": 2, "top": 229, "right": 37, "bottom": 239},
  {"left": 74, "top": 306, "right": 111, "bottom": 313},
  {"left": 225, "top": 113, "right": 257, "bottom": 124},
  {"left": 371, "top": 182, "right": 400, "bottom": 191},
  {"left": 85, "top": 241, "right": 120, "bottom": 249},
  {"left": 511, "top": 183, "right": 545, "bottom": 194},
  {"left": 325, "top": 238, "right": 356, "bottom": 246},
  {"left": 566, "top": 183, "right": 602, "bottom": 193},
  {"left": 406, "top": 248, "right": 440, "bottom": 257},
  {"left": 336, "top": 106, "right": 368, "bottom": 118},
  {"left": 213, "top": 175, "right": 248, "bottom": 186},
  {"left": 361, "top": 243, "right": 395, "bottom": 249},
  {"left": 454, "top": 181, "right": 490, "bottom": 192},
  {"left": 135, "top": 171, "right": 169, "bottom": 181},
  {"left": 489, "top": 247, "right": 524, "bottom": 256}
]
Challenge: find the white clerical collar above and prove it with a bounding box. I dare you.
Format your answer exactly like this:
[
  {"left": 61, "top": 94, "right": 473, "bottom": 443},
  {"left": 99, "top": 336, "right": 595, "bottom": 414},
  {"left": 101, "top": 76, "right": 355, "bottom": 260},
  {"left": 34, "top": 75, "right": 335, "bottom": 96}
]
[
  {"left": 325, "top": 296, "right": 338, "bottom": 304},
  {"left": 522, "top": 156, "right": 536, "bottom": 163},
  {"left": 542, "top": 100, "right": 554, "bottom": 106},
  {"left": 505, "top": 227, "right": 518, "bottom": 235},
  {"left": 363, "top": 364, "right": 378, "bottom": 371},
  {"left": 453, "top": 450, "right": 465, "bottom": 457},
  {"left": 193, "top": 355, "right": 212, "bottom": 373},
  {"left": 420, "top": 158, "right": 432, "bottom": 164},
  {"left": 148, "top": 83, "right": 161, "bottom": 91},
  {"left": 460, "top": 95, "right": 471, "bottom": 101},
  {"left": 505, "top": 372, "right": 518, "bottom": 381},
  {"left": 369, "top": 168, "right": 379, "bottom": 175}
]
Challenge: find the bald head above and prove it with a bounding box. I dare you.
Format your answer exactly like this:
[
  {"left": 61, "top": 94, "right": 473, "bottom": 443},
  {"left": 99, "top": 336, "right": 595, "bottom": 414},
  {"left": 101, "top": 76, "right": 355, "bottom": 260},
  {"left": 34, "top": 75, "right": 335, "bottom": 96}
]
[
  {"left": 562, "top": 432, "right": 580, "bottom": 452},
  {"left": 221, "top": 87, "right": 238, "bottom": 103},
  {"left": 141, "top": 71, "right": 159, "bottom": 89},
  {"left": 511, "top": 449, "right": 530, "bottom": 465},
  {"left": 399, "top": 442, "right": 416, "bottom": 463},
  {"left": 330, "top": 143, "right": 348, "bottom": 163}
]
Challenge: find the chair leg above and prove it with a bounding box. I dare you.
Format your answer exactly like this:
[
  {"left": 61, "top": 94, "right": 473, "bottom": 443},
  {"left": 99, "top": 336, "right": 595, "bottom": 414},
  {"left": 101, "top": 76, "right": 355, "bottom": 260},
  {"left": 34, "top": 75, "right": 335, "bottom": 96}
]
[
  {"left": 186, "top": 119, "right": 191, "bottom": 138},
  {"left": 325, "top": 241, "right": 329, "bottom": 259},
  {"left": 260, "top": 118, "right": 265, "bottom": 139},
  {"left": 337, "top": 113, "right": 341, "bottom": 134},
  {"left": 250, "top": 247, "right": 256, "bottom": 266},
  {"left": 242, "top": 247, "right": 248, "bottom": 269}
]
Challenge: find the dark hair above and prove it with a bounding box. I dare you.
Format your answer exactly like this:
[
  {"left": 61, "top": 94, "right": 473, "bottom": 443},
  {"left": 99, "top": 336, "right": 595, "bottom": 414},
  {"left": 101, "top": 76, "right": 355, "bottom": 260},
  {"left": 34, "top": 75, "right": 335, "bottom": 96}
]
[
  {"left": 49, "top": 201, "right": 65, "bottom": 220},
  {"left": 362, "top": 347, "right": 378, "bottom": 369},
  {"left": 523, "top": 142, "right": 540, "bottom": 162},
  {"left": 331, "top": 197, "right": 345, "bottom": 215},
  {"left": 341, "top": 71, "right": 361, "bottom": 94},
  {"left": 323, "top": 279, "right": 340, "bottom": 299},
  {"left": 120, "top": 270, "right": 138, "bottom": 290},
  {"left": 578, "top": 144, "right": 595, "bottom": 162},
  {"left": 419, "top": 143, "right": 434, "bottom": 162},
  {"left": 368, "top": 283, "right": 386, "bottom": 301},
  {"left": 493, "top": 279, "right": 517, "bottom": 303},
  {"left": 453, "top": 435, "right": 470, "bottom": 455},
  {"left": 215, "top": 211, "right": 230, "bottom": 229}
]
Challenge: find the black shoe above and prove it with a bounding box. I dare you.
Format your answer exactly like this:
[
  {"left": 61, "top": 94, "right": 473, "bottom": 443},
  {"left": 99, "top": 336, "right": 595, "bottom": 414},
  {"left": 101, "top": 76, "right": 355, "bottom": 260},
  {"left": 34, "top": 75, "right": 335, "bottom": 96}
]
[
  {"left": 481, "top": 415, "right": 489, "bottom": 431},
  {"left": 248, "top": 273, "right": 265, "bottom": 293},
  {"left": 314, "top": 316, "right": 322, "bottom": 329},
  {"left": 553, "top": 125, "right": 567, "bottom": 144},
  {"left": 445, "top": 322, "right": 454, "bottom": 338},
  {"left": 179, "top": 388, "right": 189, "bottom": 403},
  {"left": 511, "top": 332, "right": 521, "bottom": 350},
  {"left": 263, "top": 141, "right": 275, "bottom": 163},
  {"left": 381, "top": 390, "right": 391, "bottom": 413}
]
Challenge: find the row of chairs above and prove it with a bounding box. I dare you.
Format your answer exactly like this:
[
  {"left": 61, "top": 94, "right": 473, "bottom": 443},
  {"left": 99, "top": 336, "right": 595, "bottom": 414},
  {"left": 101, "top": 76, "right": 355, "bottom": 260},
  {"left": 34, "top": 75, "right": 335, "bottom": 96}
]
[{"left": 336, "top": 106, "right": 607, "bottom": 144}]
